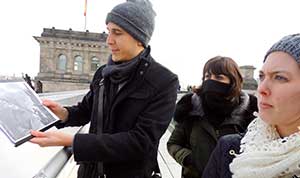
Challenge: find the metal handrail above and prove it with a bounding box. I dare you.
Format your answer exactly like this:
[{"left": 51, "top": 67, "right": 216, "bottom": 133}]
[
  {"left": 33, "top": 126, "right": 86, "bottom": 178},
  {"left": 33, "top": 147, "right": 73, "bottom": 178}
]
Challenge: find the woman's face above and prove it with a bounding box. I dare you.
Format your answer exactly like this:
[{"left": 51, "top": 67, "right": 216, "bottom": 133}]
[
  {"left": 204, "top": 72, "right": 230, "bottom": 84},
  {"left": 258, "top": 51, "right": 300, "bottom": 136}
]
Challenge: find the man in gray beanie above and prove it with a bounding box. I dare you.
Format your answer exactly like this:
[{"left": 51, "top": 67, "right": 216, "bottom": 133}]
[
  {"left": 106, "top": 0, "right": 156, "bottom": 47},
  {"left": 30, "top": 1, "right": 179, "bottom": 178}
]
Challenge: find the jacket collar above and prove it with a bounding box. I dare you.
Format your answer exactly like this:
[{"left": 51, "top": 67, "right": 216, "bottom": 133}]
[
  {"left": 190, "top": 91, "right": 252, "bottom": 123},
  {"left": 109, "top": 46, "right": 152, "bottom": 111}
]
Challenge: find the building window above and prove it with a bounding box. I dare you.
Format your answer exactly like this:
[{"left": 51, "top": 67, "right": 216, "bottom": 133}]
[
  {"left": 74, "top": 55, "right": 83, "bottom": 72},
  {"left": 57, "top": 54, "right": 67, "bottom": 70},
  {"left": 91, "top": 57, "right": 100, "bottom": 71}
]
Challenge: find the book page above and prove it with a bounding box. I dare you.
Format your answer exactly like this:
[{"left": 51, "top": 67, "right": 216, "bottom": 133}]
[{"left": 0, "top": 81, "right": 59, "bottom": 146}]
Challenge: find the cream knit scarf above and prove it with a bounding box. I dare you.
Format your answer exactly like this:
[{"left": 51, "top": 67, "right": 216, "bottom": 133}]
[{"left": 230, "top": 117, "right": 300, "bottom": 178}]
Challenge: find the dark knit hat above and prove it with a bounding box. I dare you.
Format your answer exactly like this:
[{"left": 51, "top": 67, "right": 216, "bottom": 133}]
[
  {"left": 264, "top": 33, "right": 300, "bottom": 63},
  {"left": 106, "top": 0, "right": 156, "bottom": 47}
]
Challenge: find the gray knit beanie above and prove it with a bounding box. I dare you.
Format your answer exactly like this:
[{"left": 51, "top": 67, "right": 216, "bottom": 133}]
[
  {"left": 106, "top": 0, "right": 156, "bottom": 47},
  {"left": 264, "top": 33, "right": 300, "bottom": 63}
]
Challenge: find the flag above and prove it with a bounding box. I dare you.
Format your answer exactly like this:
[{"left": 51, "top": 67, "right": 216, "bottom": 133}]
[{"left": 84, "top": 0, "right": 87, "bottom": 16}]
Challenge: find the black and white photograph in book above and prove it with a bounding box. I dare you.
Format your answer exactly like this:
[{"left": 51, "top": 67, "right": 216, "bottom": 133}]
[{"left": 0, "top": 82, "right": 60, "bottom": 146}]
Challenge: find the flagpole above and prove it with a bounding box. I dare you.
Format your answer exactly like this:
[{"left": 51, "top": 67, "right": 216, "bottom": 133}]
[
  {"left": 84, "top": 0, "right": 87, "bottom": 31},
  {"left": 84, "top": 15, "right": 87, "bottom": 31}
]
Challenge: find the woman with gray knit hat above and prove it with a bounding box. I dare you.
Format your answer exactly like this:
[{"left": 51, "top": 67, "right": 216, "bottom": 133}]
[
  {"left": 30, "top": 0, "right": 179, "bottom": 178},
  {"left": 203, "top": 33, "right": 300, "bottom": 178}
]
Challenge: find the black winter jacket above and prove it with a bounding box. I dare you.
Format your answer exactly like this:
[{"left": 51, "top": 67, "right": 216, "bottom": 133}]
[
  {"left": 58, "top": 48, "right": 179, "bottom": 178},
  {"left": 202, "top": 134, "right": 242, "bottom": 178},
  {"left": 167, "top": 92, "right": 257, "bottom": 178}
]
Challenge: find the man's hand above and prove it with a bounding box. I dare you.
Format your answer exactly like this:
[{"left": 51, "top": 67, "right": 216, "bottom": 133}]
[
  {"left": 30, "top": 130, "right": 73, "bottom": 147},
  {"left": 42, "top": 99, "right": 69, "bottom": 122}
]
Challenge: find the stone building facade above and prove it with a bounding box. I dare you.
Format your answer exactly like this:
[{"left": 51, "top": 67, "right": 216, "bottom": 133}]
[{"left": 34, "top": 27, "right": 110, "bottom": 92}]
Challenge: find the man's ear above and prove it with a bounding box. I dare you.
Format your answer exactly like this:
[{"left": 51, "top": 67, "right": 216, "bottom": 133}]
[{"left": 137, "top": 42, "right": 143, "bottom": 47}]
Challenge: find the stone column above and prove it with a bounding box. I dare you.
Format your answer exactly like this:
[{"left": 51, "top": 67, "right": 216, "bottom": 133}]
[{"left": 66, "top": 41, "right": 73, "bottom": 73}]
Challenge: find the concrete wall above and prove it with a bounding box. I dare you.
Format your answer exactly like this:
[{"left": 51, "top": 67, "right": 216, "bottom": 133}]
[{"left": 40, "top": 80, "right": 90, "bottom": 92}]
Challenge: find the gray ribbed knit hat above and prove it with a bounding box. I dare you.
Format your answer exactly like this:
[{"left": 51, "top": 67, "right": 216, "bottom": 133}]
[
  {"left": 106, "top": 0, "right": 156, "bottom": 47},
  {"left": 264, "top": 33, "right": 300, "bottom": 63}
]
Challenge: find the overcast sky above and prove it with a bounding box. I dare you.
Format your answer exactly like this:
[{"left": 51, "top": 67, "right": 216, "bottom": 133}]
[{"left": 0, "top": 0, "right": 299, "bottom": 88}]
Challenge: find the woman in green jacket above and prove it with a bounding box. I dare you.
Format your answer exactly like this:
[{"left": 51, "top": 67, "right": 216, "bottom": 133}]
[{"left": 167, "top": 56, "right": 258, "bottom": 178}]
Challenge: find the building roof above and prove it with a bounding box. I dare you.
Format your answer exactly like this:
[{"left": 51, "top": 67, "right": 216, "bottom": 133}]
[{"left": 40, "top": 27, "right": 107, "bottom": 42}]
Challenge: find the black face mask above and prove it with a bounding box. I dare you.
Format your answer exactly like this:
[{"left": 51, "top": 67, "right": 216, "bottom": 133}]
[{"left": 201, "top": 80, "right": 238, "bottom": 125}]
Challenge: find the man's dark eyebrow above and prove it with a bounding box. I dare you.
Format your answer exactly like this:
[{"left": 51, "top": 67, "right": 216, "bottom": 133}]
[
  {"left": 106, "top": 27, "right": 122, "bottom": 33},
  {"left": 111, "top": 28, "right": 122, "bottom": 32}
]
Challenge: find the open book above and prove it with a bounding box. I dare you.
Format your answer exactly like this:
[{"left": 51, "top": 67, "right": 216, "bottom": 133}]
[{"left": 0, "top": 81, "right": 60, "bottom": 147}]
